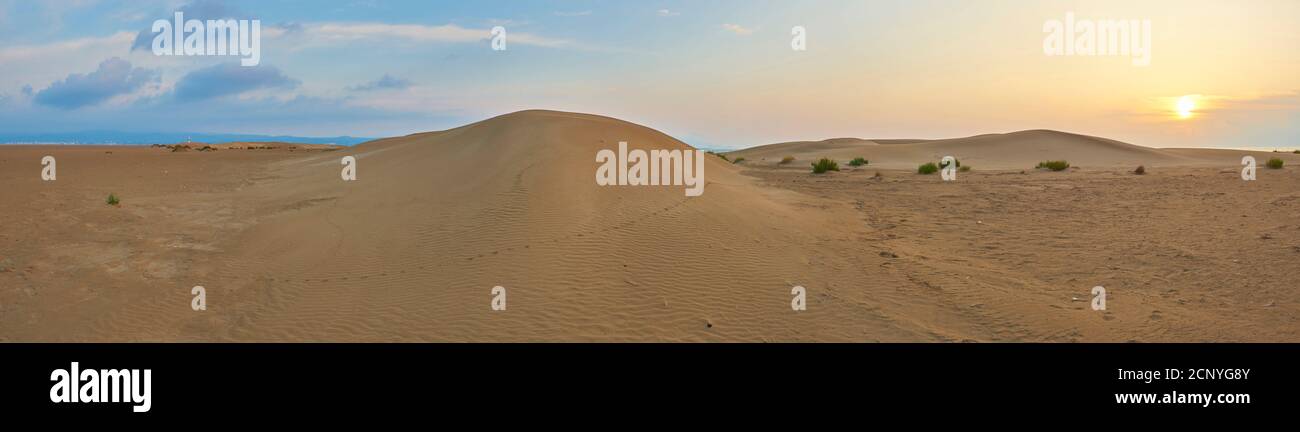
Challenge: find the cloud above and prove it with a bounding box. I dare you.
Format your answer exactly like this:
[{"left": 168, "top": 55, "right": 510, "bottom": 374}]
[
  {"left": 0, "top": 31, "right": 135, "bottom": 63},
  {"left": 33, "top": 57, "right": 160, "bottom": 109},
  {"left": 304, "top": 22, "right": 574, "bottom": 48},
  {"left": 348, "top": 74, "right": 413, "bottom": 92},
  {"left": 130, "top": 0, "right": 243, "bottom": 52},
  {"left": 0, "top": 91, "right": 453, "bottom": 138},
  {"left": 554, "top": 11, "right": 592, "bottom": 17},
  {"left": 657, "top": 9, "right": 680, "bottom": 17},
  {"left": 1212, "top": 91, "right": 1300, "bottom": 111},
  {"left": 21, "top": 85, "right": 33, "bottom": 96},
  {"left": 172, "top": 62, "right": 298, "bottom": 101},
  {"left": 721, "top": 23, "right": 754, "bottom": 35}
]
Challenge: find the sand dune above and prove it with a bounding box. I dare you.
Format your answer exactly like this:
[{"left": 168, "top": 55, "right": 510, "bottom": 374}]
[
  {"left": 728, "top": 130, "right": 1291, "bottom": 170},
  {"left": 1, "top": 110, "right": 1296, "bottom": 342}
]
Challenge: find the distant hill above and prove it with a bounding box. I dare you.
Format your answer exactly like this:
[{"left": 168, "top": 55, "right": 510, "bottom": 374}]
[
  {"left": 724, "top": 129, "right": 1211, "bottom": 169},
  {"left": 0, "top": 131, "right": 373, "bottom": 146}
]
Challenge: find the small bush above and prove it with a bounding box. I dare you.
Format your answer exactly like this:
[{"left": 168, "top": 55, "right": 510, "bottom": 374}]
[
  {"left": 106, "top": 193, "right": 120, "bottom": 206},
  {"left": 849, "top": 157, "right": 868, "bottom": 167},
  {"left": 1134, "top": 165, "right": 1146, "bottom": 175},
  {"left": 917, "top": 162, "right": 939, "bottom": 174},
  {"left": 1294, "top": 150, "right": 1299, "bottom": 154},
  {"left": 779, "top": 156, "right": 795, "bottom": 164},
  {"left": 1036, "top": 160, "right": 1070, "bottom": 171},
  {"left": 959, "top": 165, "right": 971, "bottom": 172},
  {"left": 811, "top": 158, "right": 840, "bottom": 174},
  {"left": 707, "top": 151, "right": 729, "bottom": 162},
  {"left": 732, "top": 157, "right": 745, "bottom": 164},
  {"left": 1266, "top": 158, "right": 1284, "bottom": 169}
]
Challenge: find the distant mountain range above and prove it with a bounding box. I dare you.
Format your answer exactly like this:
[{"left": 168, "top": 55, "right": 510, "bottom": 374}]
[{"left": 0, "top": 131, "right": 374, "bottom": 146}]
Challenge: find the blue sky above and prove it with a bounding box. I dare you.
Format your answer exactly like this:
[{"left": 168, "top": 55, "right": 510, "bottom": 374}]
[{"left": 0, "top": 0, "right": 1296, "bottom": 149}]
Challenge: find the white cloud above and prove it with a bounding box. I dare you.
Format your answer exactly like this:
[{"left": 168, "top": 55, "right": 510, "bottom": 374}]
[
  {"left": 721, "top": 23, "right": 755, "bottom": 35},
  {"left": 0, "top": 31, "right": 138, "bottom": 92},
  {"left": 303, "top": 22, "right": 575, "bottom": 48},
  {"left": 657, "top": 9, "right": 680, "bottom": 17},
  {"left": 0, "top": 31, "right": 134, "bottom": 63}
]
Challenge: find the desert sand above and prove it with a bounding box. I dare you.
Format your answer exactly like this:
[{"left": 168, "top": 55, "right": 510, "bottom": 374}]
[{"left": 1, "top": 110, "right": 1297, "bottom": 341}]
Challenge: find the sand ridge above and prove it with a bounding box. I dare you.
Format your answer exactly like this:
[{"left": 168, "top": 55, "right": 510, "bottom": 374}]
[{"left": 726, "top": 130, "right": 1297, "bottom": 170}]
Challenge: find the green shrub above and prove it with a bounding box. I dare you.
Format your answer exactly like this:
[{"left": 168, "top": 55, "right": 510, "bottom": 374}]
[
  {"left": 1293, "top": 150, "right": 1299, "bottom": 154},
  {"left": 958, "top": 165, "right": 971, "bottom": 172},
  {"left": 811, "top": 158, "right": 840, "bottom": 174},
  {"left": 106, "top": 193, "right": 120, "bottom": 206},
  {"left": 732, "top": 157, "right": 745, "bottom": 164},
  {"left": 917, "top": 162, "right": 939, "bottom": 174},
  {"left": 1036, "top": 160, "right": 1070, "bottom": 171},
  {"left": 707, "top": 151, "right": 730, "bottom": 162},
  {"left": 1266, "top": 158, "right": 1284, "bottom": 169},
  {"left": 779, "top": 156, "right": 796, "bottom": 164},
  {"left": 849, "top": 157, "right": 868, "bottom": 167}
]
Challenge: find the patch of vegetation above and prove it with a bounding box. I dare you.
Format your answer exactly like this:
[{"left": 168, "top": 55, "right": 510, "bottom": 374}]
[
  {"left": 106, "top": 193, "right": 120, "bottom": 206},
  {"left": 1134, "top": 165, "right": 1146, "bottom": 175},
  {"left": 707, "top": 151, "right": 730, "bottom": 163},
  {"left": 1266, "top": 158, "right": 1284, "bottom": 169},
  {"left": 958, "top": 165, "right": 971, "bottom": 172},
  {"left": 917, "top": 162, "right": 939, "bottom": 175},
  {"left": 1036, "top": 160, "right": 1070, "bottom": 171},
  {"left": 779, "top": 156, "right": 796, "bottom": 164},
  {"left": 811, "top": 158, "right": 840, "bottom": 174},
  {"left": 849, "top": 157, "right": 868, "bottom": 167},
  {"left": 1294, "top": 150, "right": 1300, "bottom": 154},
  {"left": 732, "top": 157, "right": 746, "bottom": 164}
]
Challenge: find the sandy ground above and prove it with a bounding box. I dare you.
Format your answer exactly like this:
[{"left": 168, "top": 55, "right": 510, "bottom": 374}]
[{"left": 1, "top": 110, "right": 1297, "bottom": 341}]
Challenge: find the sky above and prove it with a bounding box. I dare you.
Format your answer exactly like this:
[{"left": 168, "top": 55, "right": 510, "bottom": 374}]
[{"left": 0, "top": 0, "right": 1296, "bottom": 149}]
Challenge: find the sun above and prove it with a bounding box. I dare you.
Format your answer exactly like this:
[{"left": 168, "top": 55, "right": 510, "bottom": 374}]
[{"left": 1176, "top": 95, "right": 1197, "bottom": 119}]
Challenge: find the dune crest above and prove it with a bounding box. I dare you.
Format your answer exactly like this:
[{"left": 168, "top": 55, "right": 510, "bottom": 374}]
[{"left": 727, "top": 129, "right": 1272, "bottom": 170}]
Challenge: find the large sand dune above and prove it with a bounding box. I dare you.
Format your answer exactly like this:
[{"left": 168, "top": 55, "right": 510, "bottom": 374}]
[{"left": 1, "top": 110, "right": 1296, "bottom": 341}]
